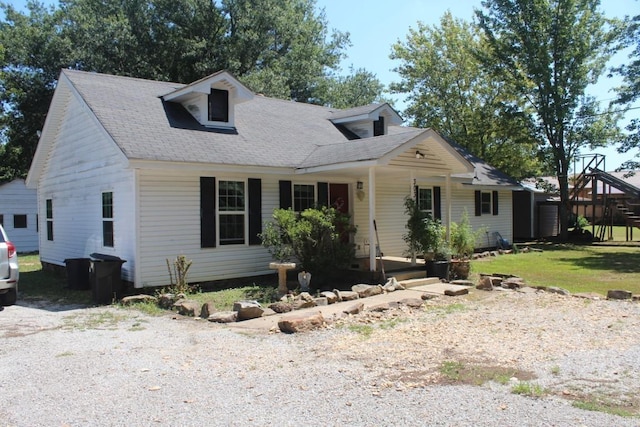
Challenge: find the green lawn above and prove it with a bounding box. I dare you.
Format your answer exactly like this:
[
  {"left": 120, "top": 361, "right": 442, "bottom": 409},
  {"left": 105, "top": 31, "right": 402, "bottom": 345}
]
[
  {"left": 16, "top": 239, "right": 640, "bottom": 307},
  {"left": 471, "top": 243, "right": 640, "bottom": 295}
]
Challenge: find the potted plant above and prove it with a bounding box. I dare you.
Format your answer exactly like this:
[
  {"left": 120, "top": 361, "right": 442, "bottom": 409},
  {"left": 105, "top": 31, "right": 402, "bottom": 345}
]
[
  {"left": 449, "top": 209, "right": 484, "bottom": 280},
  {"left": 403, "top": 197, "right": 450, "bottom": 280}
]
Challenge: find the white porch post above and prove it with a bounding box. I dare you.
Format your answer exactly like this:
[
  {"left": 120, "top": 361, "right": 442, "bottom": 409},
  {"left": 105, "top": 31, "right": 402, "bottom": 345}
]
[
  {"left": 368, "top": 167, "right": 377, "bottom": 272},
  {"left": 445, "top": 173, "right": 452, "bottom": 240}
]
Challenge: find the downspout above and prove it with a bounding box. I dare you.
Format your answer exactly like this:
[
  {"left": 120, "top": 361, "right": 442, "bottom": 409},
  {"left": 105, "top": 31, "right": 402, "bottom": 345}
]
[
  {"left": 445, "top": 173, "right": 452, "bottom": 240},
  {"left": 368, "top": 167, "right": 377, "bottom": 272}
]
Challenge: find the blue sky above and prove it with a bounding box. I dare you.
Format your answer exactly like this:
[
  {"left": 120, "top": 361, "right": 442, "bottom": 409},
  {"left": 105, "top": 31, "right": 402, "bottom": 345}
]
[{"left": 9, "top": 0, "right": 640, "bottom": 169}]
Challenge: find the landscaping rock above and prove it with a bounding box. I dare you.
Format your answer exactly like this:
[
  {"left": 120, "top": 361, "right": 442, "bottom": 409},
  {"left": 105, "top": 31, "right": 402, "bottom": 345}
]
[
  {"left": 476, "top": 276, "right": 494, "bottom": 291},
  {"left": 207, "top": 311, "right": 237, "bottom": 323},
  {"left": 269, "top": 302, "right": 293, "bottom": 313},
  {"left": 546, "top": 286, "right": 571, "bottom": 296},
  {"left": 400, "top": 298, "right": 424, "bottom": 308},
  {"left": 120, "top": 295, "right": 157, "bottom": 306},
  {"left": 343, "top": 302, "right": 365, "bottom": 315},
  {"left": 444, "top": 288, "right": 469, "bottom": 297},
  {"left": 233, "top": 300, "right": 264, "bottom": 321},
  {"left": 421, "top": 293, "right": 437, "bottom": 300},
  {"left": 157, "top": 293, "right": 179, "bottom": 309},
  {"left": 293, "top": 299, "right": 317, "bottom": 310},
  {"left": 502, "top": 277, "right": 525, "bottom": 290},
  {"left": 278, "top": 311, "right": 325, "bottom": 333},
  {"left": 298, "top": 292, "right": 315, "bottom": 302},
  {"left": 173, "top": 300, "right": 201, "bottom": 317},
  {"left": 368, "top": 303, "right": 391, "bottom": 312},
  {"left": 573, "top": 292, "right": 605, "bottom": 300},
  {"left": 332, "top": 289, "right": 344, "bottom": 302},
  {"left": 607, "top": 289, "right": 633, "bottom": 300},
  {"left": 352, "top": 284, "right": 383, "bottom": 298},
  {"left": 383, "top": 277, "right": 405, "bottom": 292},
  {"left": 339, "top": 291, "right": 360, "bottom": 301},
  {"left": 200, "top": 302, "right": 216, "bottom": 319},
  {"left": 320, "top": 291, "right": 338, "bottom": 304}
]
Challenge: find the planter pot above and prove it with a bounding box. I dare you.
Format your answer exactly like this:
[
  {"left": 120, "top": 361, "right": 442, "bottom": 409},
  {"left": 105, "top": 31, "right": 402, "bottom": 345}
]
[
  {"left": 449, "top": 259, "right": 471, "bottom": 280},
  {"left": 426, "top": 260, "right": 450, "bottom": 281}
]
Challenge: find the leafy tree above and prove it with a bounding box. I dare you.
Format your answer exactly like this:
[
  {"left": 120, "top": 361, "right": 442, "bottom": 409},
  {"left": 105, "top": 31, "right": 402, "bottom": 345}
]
[
  {"left": 476, "top": 0, "right": 621, "bottom": 240},
  {"left": 1, "top": 0, "right": 384, "bottom": 180},
  {"left": 390, "top": 12, "right": 542, "bottom": 180},
  {"left": 612, "top": 13, "right": 640, "bottom": 170},
  {"left": 0, "top": 1, "right": 71, "bottom": 182},
  {"left": 320, "top": 67, "right": 389, "bottom": 109}
]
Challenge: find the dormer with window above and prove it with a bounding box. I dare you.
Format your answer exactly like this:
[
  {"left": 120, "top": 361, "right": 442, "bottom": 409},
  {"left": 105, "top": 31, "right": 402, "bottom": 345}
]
[
  {"left": 161, "top": 71, "right": 253, "bottom": 130},
  {"left": 329, "top": 103, "right": 402, "bottom": 139}
]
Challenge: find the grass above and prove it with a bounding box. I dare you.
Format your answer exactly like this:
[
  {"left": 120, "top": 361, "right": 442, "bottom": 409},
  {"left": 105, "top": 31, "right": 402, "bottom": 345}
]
[
  {"left": 511, "top": 381, "right": 546, "bottom": 397},
  {"left": 18, "top": 254, "right": 93, "bottom": 305},
  {"left": 572, "top": 398, "right": 637, "bottom": 418},
  {"left": 437, "top": 360, "right": 534, "bottom": 386},
  {"left": 472, "top": 242, "right": 640, "bottom": 295}
]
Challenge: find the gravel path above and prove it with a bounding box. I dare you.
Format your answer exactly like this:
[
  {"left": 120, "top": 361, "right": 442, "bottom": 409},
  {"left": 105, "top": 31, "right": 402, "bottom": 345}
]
[{"left": 1, "top": 290, "right": 639, "bottom": 426}]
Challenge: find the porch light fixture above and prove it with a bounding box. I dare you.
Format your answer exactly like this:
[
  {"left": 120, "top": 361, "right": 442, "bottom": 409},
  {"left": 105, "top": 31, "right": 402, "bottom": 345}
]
[
  {"left": 415, "top": 150, "right": 425, "bottom": 159},
  {"left": 356, "top": 181, "right": 365, "bottom": 201}
]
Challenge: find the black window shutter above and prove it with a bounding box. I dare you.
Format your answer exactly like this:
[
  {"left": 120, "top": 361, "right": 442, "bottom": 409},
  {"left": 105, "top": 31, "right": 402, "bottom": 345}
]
[
  {"left": 279, "top": 180, "right": 292, "bottom": 209},
  {"left": 317, "top": 182, "right": 329, "bottom": 207},
  {"left": 414, "top": 185, "right": 419, "bottom": 200},
  {"left": 433, "top": 186, "right": 442, "bottom": 220},
  {"left": 200, "top": 177, "right": 216, "bottom": 248},
  {"left": 475, "top": 191, "right": 481, "bottom": 216},
  {"left": 493, "top": 191, "right": 499, "bottom": 216},
  {"left": 248, "top": 178, "right": 262, "bottom": 245}
]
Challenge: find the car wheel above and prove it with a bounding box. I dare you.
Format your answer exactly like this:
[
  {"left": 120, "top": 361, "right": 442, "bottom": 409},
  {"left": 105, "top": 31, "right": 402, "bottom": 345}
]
[{"left": 2, "top": 289, "right": 17, "bottom": 306}]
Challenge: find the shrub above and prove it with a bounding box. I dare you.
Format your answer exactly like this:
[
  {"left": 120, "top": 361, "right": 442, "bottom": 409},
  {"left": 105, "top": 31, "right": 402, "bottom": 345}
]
[
  {"left": 260, "top": 206, "right": 356, "bottom": 286},
  {"left": 403, "top": 196, "right": 448, "bottom": 260},
  {"left": 450, "top": 209, "right": 485, "bottom": 259}
]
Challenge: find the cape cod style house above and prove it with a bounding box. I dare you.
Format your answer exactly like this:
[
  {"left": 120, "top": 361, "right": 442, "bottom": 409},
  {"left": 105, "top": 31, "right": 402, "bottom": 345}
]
[{"left": 26, "top": 69, "right": 521, "bottom": 289}]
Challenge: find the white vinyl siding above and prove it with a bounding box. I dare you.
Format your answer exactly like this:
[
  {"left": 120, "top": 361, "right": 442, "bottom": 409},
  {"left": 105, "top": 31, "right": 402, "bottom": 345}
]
[
  {"left": 0, "top": 179, "right": 38, "bottom": 252},
  {"left": 136, "top": 170, "right": 282, "bottom": 288},
  {"left": 36, "top": 93, "right": 136, "bottom": 281}
]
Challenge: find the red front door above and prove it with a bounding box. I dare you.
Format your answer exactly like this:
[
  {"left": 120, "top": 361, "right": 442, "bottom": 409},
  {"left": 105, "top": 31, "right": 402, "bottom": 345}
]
[{"left": 329, "top": 183, "right": 350, "bottom": 243}]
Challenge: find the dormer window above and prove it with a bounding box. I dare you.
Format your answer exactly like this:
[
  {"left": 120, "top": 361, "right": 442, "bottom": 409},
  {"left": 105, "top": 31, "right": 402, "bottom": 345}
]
[
  {"left": 208, "top": 89, "right": 229, "bottom": 123},
  {"left": 373, "top": 116, "right": 385, "bottom": 136},
  {"left": 162, "top": 70, "right": 253, "bottom": 129}
]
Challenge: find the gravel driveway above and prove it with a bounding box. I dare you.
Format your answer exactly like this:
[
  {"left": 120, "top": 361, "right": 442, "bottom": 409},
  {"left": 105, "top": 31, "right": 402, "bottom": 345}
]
[{"left": 1, "top": 289, "right": 639, "bottom": 426}]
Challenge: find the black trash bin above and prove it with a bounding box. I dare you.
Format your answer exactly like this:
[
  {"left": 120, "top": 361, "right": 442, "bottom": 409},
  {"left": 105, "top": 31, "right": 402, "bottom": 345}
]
[
  {"left": 64, "top": 258, "right": 91, "bottom": 290},
  {"left": 89, "top": 253, "right": 126, "bottom": 305}
]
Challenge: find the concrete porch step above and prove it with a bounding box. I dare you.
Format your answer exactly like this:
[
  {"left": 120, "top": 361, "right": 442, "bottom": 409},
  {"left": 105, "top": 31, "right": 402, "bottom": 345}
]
[
  {"left": 397, "top": 277, "right": 442, "bottom": 289},
  {"left": 387, "top": 269, "right": 426, "bottom": 282}
]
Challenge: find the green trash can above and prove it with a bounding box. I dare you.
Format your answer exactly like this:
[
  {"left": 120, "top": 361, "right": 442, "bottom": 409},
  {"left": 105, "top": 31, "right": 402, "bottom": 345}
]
[
  {"left": 64, "top": 258, "right": 91, "bottom": 290},
  {"left": 89, "top": 253, "right": 126, "bottom": 304}
]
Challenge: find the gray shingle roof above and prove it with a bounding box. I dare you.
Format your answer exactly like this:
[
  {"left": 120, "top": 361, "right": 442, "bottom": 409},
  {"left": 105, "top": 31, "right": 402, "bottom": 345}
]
[{"left": 60, "top": 70, "right": 517, "bottom": 187}]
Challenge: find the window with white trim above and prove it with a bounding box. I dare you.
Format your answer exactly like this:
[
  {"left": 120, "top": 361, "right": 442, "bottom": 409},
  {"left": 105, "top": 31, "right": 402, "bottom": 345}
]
[
  {"left": 293, "top": 184, "right": 315, "bottom": 212},
  {"left": 46, "top": 199, "right": 53, "bottom": 241},
  {"left": 102, "top": 192, "right": 114, "bottom": 247},
  {"left": 481, "top": 192, "right": 492, "bottom": 215},
  {"left": 219, "top": 180, "right": 245, "bottom": 245},
  {"left": 417, "top": 188, "right": 433, "bottom": 217}
]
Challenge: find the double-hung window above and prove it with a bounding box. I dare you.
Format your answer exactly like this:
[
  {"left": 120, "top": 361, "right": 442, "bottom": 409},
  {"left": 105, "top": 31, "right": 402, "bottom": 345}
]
[
  {"left": 46, "top": 199, "right": 53, "bottom": 241},
  {"left": 102, "top": 192, "right": 114, "bottom": 247},
  {"left": 293, "top": 184, "right": 315, "bottom": 212},
  {"left": 481, "top": 192, "right": 491, "bottom": 214},
  {"left": 219, "top": 180, "right": 245, "bottom": 245},
  {"left": 417, "top": 187, "right": 433, "bottom": 217}
]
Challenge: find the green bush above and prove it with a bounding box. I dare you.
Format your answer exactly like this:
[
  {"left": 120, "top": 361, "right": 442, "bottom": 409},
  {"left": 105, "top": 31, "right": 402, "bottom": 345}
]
[
  {"left": 450, "top": 209, "right": 485, "bottom": 259},
  {"left": 260, "top": 206, "right": 356, "bottom": 286},
  {"left": 403, "top": 196, "right": 448, "bottom": 260}
]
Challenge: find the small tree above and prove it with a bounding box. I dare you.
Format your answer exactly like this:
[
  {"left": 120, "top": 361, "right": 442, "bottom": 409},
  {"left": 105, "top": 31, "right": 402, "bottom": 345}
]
[
  {"left": 403, "top": 196, "right": 448, "bottom": 260},
  {"left": 260, "top": 206, "right": 356, "bottom": 287},
  {"left": 450, "top": 210, "right": 484, "bottom": 259}
]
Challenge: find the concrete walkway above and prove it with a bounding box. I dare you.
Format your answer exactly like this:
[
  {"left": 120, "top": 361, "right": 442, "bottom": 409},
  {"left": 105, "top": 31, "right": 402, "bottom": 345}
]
[{"left": 228, "top": 282, "right": 472, "bottom": 333}]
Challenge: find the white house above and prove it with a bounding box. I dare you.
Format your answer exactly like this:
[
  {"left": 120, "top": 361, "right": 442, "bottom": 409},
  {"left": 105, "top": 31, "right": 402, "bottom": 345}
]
[
  {"left": 26, "top": 69, "right": 521, "bottom": 288},
  {"left": 0, "top": 179, "right": 39, "bottom": 253}
]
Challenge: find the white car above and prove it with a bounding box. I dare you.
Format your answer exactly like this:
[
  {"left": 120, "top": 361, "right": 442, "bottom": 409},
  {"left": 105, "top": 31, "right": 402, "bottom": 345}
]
[{"left": 0, "top": 224, "right": 18, "bottom": 305}]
